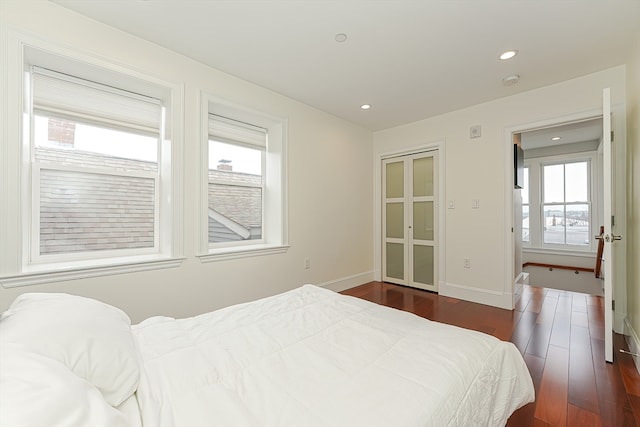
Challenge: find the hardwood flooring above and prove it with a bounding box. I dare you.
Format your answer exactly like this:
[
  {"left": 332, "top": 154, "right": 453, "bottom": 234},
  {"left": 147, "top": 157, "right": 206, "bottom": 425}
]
[{"left": 340, "top": 281, "right": 640, "bottom": 426}]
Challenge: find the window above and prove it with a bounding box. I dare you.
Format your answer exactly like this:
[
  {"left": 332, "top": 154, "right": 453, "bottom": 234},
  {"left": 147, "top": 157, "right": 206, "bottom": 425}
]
[
  {"left": 0, "top": 44, "right": 183, "bottom": 286},
  {"left": 522, "top": 167, "right": 529, "bottom": 243},
  {"left": 523, "top": 154, "right": 596, "bottom": 253},
  {"left": 208, "top": 116, "right": 265, "bottom": 244},
  {"left": 542, "top": 161, "right": 590, "bottom": 246},
  {"left": 200, "top": 95, "right": 288, "bottom": 260},
  {"left": 30, "top": 68, "right": 161, "bottom": 259}
]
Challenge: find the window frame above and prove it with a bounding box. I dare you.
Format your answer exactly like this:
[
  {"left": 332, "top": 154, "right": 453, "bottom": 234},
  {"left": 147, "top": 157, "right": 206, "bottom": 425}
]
[
  {"left": 198, "top": 92, "right": 289, "bottom": 262},
  {"left": 0, "top": 37, "right": 184, "bottom": 288},
  {"left": 523, "top": 152, "right": 598, "bottom": 254},
  {"left": 521, "top": 166, "right": 530, "bottom": 244}
]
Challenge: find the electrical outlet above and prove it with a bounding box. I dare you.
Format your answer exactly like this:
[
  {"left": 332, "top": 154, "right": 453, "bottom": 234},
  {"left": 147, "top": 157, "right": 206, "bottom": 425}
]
[
  {"left": 471, "top": 199, "right": 480, "bottom": 209},
  {"left": 304, "top": 258, "right": 311, "bottom": 269},
  {"left": 464, "top": 258, "right": 471, "bottom": 269}
]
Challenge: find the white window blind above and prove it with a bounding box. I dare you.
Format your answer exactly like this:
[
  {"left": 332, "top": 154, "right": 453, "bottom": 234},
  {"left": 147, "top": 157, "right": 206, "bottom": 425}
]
[
  {"left": 208, "top": 114, "right": 267, "bottom": 149},
  {"left": 32, "top": 67, "right": 161, "bottom": 134}
]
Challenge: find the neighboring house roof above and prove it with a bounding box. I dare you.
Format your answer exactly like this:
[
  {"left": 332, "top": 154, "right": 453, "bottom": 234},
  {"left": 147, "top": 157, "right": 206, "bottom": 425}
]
[
  {"left": 36, "top": 147, "right": 156, "bottom": 255},
  {"left": 207, "top": 169, "right": 262, "bottom": 229},
  {"left": 36, "top": 147, "right": 262, "bottom": 252},
  {"left": 208, "top": 208, "right": 250, "bottom": 239}
]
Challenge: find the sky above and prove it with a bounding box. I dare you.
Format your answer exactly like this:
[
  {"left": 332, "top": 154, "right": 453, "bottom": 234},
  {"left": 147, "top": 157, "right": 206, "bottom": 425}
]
[{"left": 35, "top": 116, "right": 262, "bottom": 175}]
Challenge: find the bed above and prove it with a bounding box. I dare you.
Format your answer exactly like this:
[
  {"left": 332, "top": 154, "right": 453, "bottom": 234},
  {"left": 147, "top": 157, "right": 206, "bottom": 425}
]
[{"left": 0, "top": 285, "right": 534, "bottom": 427}]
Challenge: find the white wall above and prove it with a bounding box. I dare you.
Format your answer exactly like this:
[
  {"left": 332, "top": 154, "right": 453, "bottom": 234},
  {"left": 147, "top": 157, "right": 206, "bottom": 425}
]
[
  {"left": 624, "top": 31, "right": 640, "bottom": 369},
  {"left": 0, "top": 1, "right": 374, "bottom": 322},
  {"left": 373, "top": 67, "right": 627, "bottom": 310}
]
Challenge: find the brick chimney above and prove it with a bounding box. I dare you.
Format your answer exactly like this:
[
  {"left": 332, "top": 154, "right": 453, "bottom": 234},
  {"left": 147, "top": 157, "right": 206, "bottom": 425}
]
[
  {"left": 48, "top": 118, "right": 75, "bottom": 148},
  {"left": 217, "top": 159, "right": 232, "bottom": 171}
]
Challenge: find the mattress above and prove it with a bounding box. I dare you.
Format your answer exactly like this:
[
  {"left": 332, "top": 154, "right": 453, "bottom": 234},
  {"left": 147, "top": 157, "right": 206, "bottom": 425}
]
[{"left": 133, "top": 285, "right": 534, "bottom": 427}]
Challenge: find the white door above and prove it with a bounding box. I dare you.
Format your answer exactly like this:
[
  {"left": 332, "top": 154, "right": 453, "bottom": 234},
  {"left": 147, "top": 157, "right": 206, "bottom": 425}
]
[
  {"left": 382, "top": 151, "right": 438, "bottom": 292},
  {"left": 601, "top": 87, "right": 618, "bottom": 363}
]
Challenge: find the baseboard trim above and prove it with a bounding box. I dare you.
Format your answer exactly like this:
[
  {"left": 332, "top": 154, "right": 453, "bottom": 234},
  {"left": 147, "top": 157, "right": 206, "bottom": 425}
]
[
  {"left": 624, "top": 318, "right": 640, "bottom": 375},
  {"left": 317, "top": 271, "right": 374, "bottom": 293},
  {"left": 439, "top": 282, "right": 513, "bottom": 310}
]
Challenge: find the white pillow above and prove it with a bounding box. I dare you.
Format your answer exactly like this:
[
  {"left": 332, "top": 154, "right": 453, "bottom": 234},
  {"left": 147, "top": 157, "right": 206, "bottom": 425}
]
[
  {"left": 0, "top": 292, "right": 139, "bottom": 406},
  {"left": 0, "top": 343, "right": 130, "bottom": 427}
]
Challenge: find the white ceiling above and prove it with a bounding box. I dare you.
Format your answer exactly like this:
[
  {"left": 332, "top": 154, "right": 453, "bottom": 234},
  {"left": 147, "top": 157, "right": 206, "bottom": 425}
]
[
  {"left": 520, "top": 118, "right": 603, "bottom": 151},
  {"left": 53, "top": 0, "right": 640, "bottom": 131}
]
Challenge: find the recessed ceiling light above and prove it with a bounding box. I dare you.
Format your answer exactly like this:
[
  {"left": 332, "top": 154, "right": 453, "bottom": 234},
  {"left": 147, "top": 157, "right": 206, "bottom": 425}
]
[
  {"left": 360, "top": 104, "right": 371, "bottom": 110},
  {"left": 551, "top": 136, "right": 562, "bottom": 141},
  {"left": 335, "top": 33, "right": 348, "bottom": 43},
  {"left": 499, "top": 50, "right": 518, "bottom": 60}
]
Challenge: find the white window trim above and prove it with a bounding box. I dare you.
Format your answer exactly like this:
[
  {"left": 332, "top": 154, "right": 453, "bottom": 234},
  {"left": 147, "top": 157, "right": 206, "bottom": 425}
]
[
  {"left": 524, "top": 151, "right": 598, "bottom": 254},
  {"left": 0, "top": 33, "right": 184, "bottom": 287},
  {"left": 198, "top": 92, "right": 288, "bottom": 262}
]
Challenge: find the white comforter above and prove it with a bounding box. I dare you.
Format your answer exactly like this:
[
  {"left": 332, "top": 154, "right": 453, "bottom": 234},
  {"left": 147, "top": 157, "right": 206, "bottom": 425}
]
[{"left": 133, "top": 285, "right": 534, "bottom": 427}]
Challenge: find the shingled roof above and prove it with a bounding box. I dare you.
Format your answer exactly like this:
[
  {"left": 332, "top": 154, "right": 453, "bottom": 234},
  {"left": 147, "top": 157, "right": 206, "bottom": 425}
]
[
  {"left": 207, "top": 169, "right": 262, "bottom": 242},
  {"left": 36, "top": 147, "right": 262, "bottom": 253},
  {"left": 36, "top": 147, "right": 156, "bottom": 255}
]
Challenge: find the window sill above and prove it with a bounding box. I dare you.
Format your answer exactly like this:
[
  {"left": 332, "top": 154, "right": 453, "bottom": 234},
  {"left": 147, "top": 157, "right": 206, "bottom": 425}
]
[
  {"left": 198, "top": 244, "right": 290, "bottom": 263},
  {"left": 0, "top": 257, "right": 185, "bottom": 288},
  {"left": 523, "top": 247, "right": 596, "bottom": 258}
]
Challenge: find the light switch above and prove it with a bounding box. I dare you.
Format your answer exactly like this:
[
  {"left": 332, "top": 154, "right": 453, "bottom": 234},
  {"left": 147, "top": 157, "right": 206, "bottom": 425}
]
[
  {"left": 448, "top": 200, "right": 455, "bottom": 209},
  {"left": 471, "top": 199, "right": 480, "bottom": 209}
]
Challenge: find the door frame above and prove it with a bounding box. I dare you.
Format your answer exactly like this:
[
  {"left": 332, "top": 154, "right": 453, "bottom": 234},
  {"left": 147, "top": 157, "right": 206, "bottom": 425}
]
[
  {"left": 374, "top": 140, "right": 446, "bottom": 290},
  {"left": 504, "top": 106, "right": 627, "bottom": 334}
]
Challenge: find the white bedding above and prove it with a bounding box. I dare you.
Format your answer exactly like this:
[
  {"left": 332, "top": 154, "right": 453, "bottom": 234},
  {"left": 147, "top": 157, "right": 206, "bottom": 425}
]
[{"left": 133, "top": 285, "right": 534, "bottom": 427}]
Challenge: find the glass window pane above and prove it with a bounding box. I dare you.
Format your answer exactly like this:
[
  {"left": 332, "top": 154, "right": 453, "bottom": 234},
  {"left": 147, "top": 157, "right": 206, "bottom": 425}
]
[
  {"left": 209, "top": 140, "right": 262, "bottom": 176},
  {"left": 566, "top": 204, "right": 590, "bottom": 245},
  {"left": 543, "top": 205, "right": 565, "bottom": 244},
  {"left": 386, "top": 242, "right": 404, "bottom": 280},
  {"left": 413, "top": 201, "right": 434, "bottom": 241},
  {"left": 565, "top": 162, "right": 588, "bottom": 202},
  {"left": 386, "top": 203, "right": 404, "bottom": 239},
  {"left": 543, "top": 164, "right": 564, "bottom": 203},
  {"left": 413, "top": 245, "right": 434, "bottom": 286},
  {"left": 413, "top": 156, "right": 433, "bottom": 197},
  {"left": 522, "top": 205, "right": 529, "bottom": 242},
  {"left": 386, "top": 162, "right": 404, "bottom": 198},
  {"left": 208, "top": 185, "right": 262, "bottom": 243},
  {"left": 208, "top": 140, "right": 263, "bottom": 243},
  {"left": 522, "top": 167, "right": 529, "bottom": 205},
  {"left": 40, "top": 169, "right": 155, "bottom": 255},
  {"left": 34, "top": 116, "right": 158, "bottom": 169}
]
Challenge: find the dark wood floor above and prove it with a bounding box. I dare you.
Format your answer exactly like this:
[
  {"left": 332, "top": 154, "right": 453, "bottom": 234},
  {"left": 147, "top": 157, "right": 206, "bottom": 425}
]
[{"left": 341, "top": 281, "right": 640, "bottom": 427}]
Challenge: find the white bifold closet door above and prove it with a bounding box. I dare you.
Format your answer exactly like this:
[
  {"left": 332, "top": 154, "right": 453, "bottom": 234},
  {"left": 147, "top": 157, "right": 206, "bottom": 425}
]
[{"left": 383, "top": 151, "right": 438, "bottom": 292}]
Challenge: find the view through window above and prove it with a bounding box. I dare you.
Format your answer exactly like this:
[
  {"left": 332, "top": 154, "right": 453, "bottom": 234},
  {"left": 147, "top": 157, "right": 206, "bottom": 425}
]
[
  {"left": 542, "top": 161, "right": 590, "bottom": 246},
  {"left": 208, "top": 139, "right": 264, "bottom": 243},
  {"left": 34, "top": 115, "right": 159, "bottom": 255}
]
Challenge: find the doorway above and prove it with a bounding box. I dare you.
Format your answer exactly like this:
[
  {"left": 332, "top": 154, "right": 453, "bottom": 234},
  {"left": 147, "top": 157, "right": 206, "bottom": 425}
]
[
  {"left": 515, "top": 117, "right": 604, "bottom": 296},
  {"left": 508, "top": 98, "right": 626, "bottom": 364}
]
